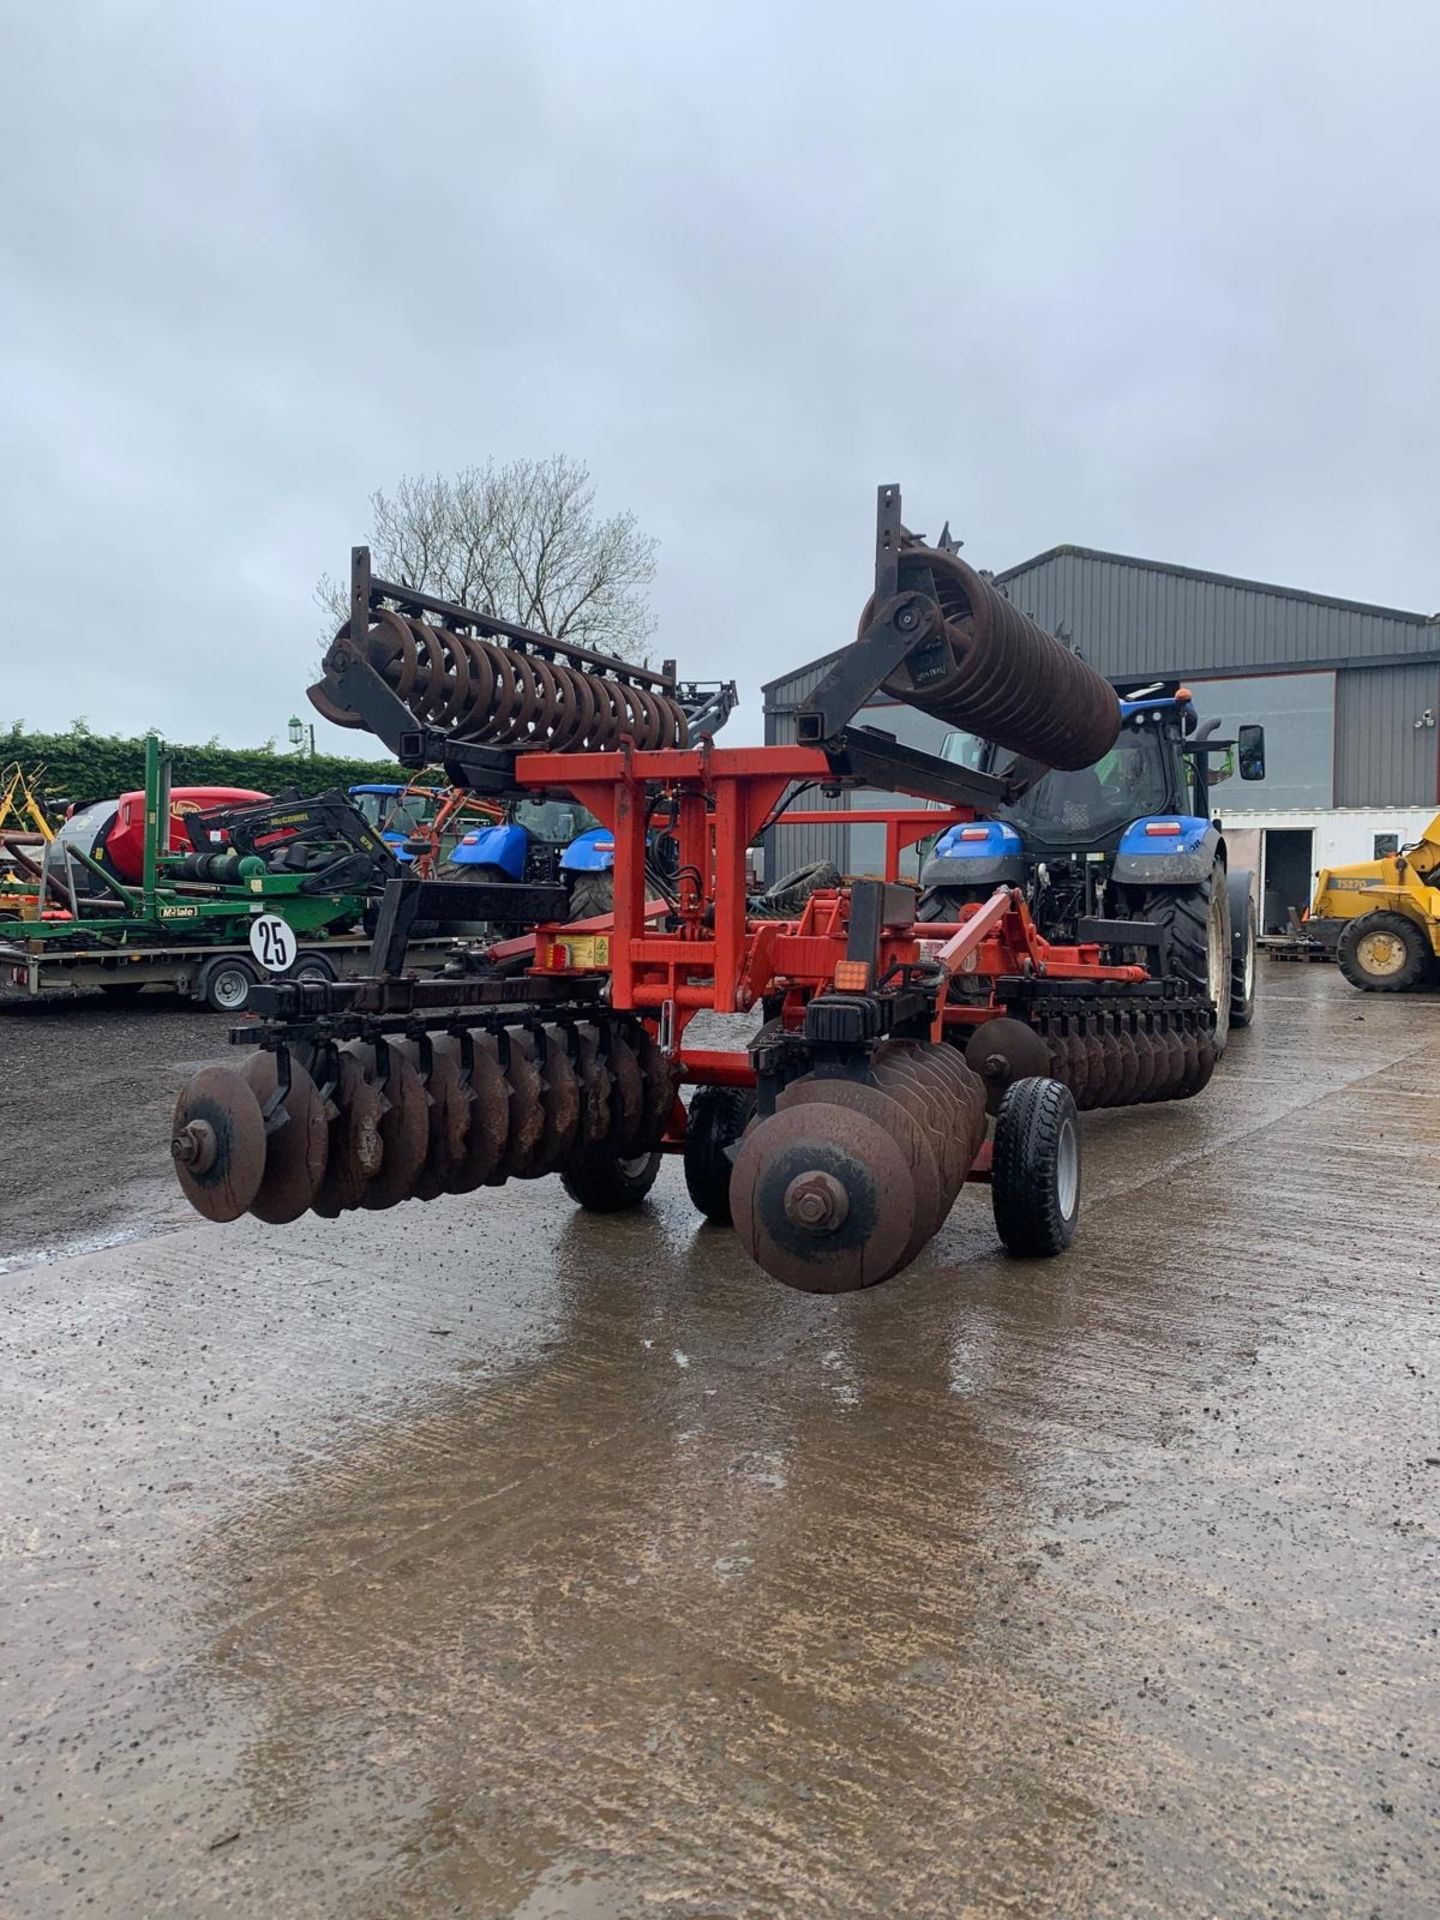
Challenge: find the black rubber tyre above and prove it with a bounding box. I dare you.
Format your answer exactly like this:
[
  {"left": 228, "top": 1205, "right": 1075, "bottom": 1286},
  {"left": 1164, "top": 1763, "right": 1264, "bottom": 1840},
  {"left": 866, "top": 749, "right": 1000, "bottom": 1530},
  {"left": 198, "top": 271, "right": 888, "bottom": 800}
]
[
  {"left": 198, "top": 955, "right": 258, "bottom": 1013},
  {"left": 560, "top": 1149, "right": 663, "bottom": 1212},
  {"left": 683, "top": 1085, "right": 756, "bottom": 1224},
  {"left": 991, "top": 1077, "right": 1081, "bottom": 1257},
  {"left": 447, "top": 861, "right": 514, "bottom": 886},
  {"left": 1142, "top": 863, "right": 1232, "bottom": 1054},
  {"left": 293, "top": 951, "right": 336, "bottom": 985},
  {"left": 567, "top": 870, "right": 615, "bottom": 921},
  {"left": 1335, "top": 911, "right": 1429, "bottom": 992},
  {"left": 917, "top": 885, "right": 995, "bottom": 922},
  {"left": 1227, "top": 870, "right": 1257, "bottom": 1029},
  {"left": 753, "top": 860, "right": 841, "bottom": 919}
]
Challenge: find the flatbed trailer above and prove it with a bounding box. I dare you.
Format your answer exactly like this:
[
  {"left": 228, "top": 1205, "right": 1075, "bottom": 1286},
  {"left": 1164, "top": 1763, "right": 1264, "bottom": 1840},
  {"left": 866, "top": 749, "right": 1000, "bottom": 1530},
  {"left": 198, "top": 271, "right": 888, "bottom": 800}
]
[{"left": 0, "top": 931, "right": 460, "bottom": 1007}]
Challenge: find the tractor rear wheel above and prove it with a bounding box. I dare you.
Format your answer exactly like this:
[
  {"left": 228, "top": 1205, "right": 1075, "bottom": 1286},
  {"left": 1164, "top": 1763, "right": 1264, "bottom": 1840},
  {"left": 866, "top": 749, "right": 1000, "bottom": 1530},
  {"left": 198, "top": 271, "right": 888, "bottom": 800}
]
[
  {"left": 567, "top": 871, "right": 615, "bottom": 922},
  {"left": 1227, "top": 870, "right": 1257, "bottom": 1028},
  {"left": 917, "top": 886, "right": 995, "bottom": 922},
  {"left": 683, "top": 1085, "right": 756, "bottom": 1224},
  {"left": 560, "top": 1149, "right": 662, "bottom": 1212},
  {"left": 1336, "top": 911, "right": 1428, "bottom": 992},
  {"left": 1142, "top": 865, "right": 1232, "bottom": 1053},
  {"left": 992, "top": 1077, "right": 1081, "bottom": 1257}
]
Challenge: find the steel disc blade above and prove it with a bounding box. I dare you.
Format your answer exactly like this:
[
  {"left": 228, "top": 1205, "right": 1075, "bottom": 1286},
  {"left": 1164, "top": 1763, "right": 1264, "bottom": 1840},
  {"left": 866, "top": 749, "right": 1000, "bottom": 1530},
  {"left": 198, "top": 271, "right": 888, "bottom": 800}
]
[
  {"left": 170, "top": 1064, "right": 267, "bottom": 1222},
  {"left": 494, "top": 1032, "right": 545, "bottom": 1180},
  {"left": 605, "top": 1028, "right": 645, "bottom": 1154},
  {"left": 311, "top": 1046, "right": 385, "bottom": 1217},
  {"left": 964, "top": 1017, "right": 1053, "bottom": 1115},
  {"left": 731, "top": 1101, "right": 917, "bottom": 1293},
  {"left": 243, "top": 1051, "right": 330, "bottom": 1225},
  {"left": 529, "top": 1025, "right": 581, "bottom": 1176},
  {"left": 632, "top": 1026, "right": 679, "bottom": 1149},
  {"left": 572, "top": 1022, "right": 613, "bottom": 1149},
  {"left": 447, "top": 1031, "right": 510, "bottom": 1191},
  {"left": 357, "top": 1042, "right": 429, "bottom": 1210},
  {"left": 780, "top": 1076, "right": 947, "bottom": 1264},
  {"left": 394, "top": 1036, "right": 471, "bottom": 1201}
]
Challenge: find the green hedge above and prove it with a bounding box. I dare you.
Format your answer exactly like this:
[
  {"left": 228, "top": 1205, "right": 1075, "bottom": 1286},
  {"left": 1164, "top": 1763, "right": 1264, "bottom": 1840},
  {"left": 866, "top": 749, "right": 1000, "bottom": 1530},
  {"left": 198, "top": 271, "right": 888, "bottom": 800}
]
[{"left": 0, "top": 722, "right": 408, "bottom": 811}]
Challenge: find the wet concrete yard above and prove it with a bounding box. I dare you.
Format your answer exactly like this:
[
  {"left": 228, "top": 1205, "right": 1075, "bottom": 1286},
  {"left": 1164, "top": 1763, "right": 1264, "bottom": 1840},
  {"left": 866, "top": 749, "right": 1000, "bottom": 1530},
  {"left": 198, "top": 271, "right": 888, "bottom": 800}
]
[{"left": 3, "top": 966, "right": 1437, "bottom": 1917}]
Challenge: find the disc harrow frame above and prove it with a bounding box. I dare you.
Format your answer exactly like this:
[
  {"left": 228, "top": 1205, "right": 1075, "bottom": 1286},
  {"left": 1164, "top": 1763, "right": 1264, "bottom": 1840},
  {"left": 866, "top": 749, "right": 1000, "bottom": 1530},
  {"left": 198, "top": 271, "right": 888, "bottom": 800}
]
[{"left": 169, "top": 483, "right": 1223, "bottom": 1292}]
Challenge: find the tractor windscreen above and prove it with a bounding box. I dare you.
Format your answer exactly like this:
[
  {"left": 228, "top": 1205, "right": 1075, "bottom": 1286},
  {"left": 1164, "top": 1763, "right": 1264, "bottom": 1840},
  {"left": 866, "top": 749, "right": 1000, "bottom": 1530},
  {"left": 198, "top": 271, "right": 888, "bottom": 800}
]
[{"left": 941, "top": 725, "right": 1172, "bottom": 845}]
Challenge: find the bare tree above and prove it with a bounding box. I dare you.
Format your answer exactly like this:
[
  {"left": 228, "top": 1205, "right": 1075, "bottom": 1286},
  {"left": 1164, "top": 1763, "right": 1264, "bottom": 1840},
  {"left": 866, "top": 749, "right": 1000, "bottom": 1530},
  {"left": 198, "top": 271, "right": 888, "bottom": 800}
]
[{"left": 317, "top": 456, "right": 658, "bottom": 662}]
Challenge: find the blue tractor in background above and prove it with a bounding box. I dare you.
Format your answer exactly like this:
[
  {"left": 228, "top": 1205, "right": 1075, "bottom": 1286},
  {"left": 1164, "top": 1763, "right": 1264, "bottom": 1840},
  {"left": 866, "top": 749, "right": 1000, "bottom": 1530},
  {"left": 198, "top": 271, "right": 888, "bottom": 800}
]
[
  {"left": 919, "top": 680, "right": 1267, "bottom": 1051},
  {"left": 446, "top": 796, "right": 623, "bottom": 922}
]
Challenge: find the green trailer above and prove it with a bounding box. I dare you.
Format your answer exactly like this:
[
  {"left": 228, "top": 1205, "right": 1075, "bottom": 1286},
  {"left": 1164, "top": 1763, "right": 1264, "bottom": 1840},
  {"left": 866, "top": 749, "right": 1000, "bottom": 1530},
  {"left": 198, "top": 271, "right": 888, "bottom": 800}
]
[{"left": 0, "top": 738, "right": 455, "bottom": 1009}]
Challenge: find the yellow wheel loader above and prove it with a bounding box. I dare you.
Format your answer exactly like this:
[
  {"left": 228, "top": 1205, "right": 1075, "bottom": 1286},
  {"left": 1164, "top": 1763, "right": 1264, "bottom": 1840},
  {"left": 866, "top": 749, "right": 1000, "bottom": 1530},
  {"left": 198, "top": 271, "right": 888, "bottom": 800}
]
[{"left": 1308, "top": 815, "right": 1440, "bottom": 990}]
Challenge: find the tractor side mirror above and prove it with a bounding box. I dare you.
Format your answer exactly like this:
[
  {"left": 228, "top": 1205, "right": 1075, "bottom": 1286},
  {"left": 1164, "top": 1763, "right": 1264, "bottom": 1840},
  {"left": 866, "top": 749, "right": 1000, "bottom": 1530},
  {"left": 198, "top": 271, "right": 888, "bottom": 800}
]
[{"left": 1238, "top": 724, "right": 1266, "bottom": 781}]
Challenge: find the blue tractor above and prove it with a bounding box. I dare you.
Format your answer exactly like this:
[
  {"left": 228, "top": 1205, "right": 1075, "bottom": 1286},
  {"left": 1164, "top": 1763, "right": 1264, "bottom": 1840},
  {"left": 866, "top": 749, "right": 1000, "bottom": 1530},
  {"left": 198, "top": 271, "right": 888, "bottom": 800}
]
[
  {"left": 445, "top": 797, "right": 635, "bottom": 923},
  {"left": 919, "top": 680, "right": 1267, "bottom": 1050}
]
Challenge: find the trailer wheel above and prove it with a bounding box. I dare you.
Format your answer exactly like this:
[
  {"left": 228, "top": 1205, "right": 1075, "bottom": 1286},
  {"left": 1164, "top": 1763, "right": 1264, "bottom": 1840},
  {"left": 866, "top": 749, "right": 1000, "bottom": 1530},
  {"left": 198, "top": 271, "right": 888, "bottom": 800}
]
[
  {"left": 992, "top": 1077, "right": 1080, "bottom": 1257},
  {"left": 567, "top": 871, "right": 614, "bottom": 922},
  {"left": 1336, "top": 911, "right": 1429, "bottom": 992},
  {"left": 293, "top": 951, "right": 335, "bottom": 985},
  {"left": 683, "top": 1085, "right": 756, "bottom": 1224},
  {"left": 560, "top": 1149, "right": 662, "bottom": 1213},
  {"left": 199, "top": 955, "right": 258, "bottom": 1012}
]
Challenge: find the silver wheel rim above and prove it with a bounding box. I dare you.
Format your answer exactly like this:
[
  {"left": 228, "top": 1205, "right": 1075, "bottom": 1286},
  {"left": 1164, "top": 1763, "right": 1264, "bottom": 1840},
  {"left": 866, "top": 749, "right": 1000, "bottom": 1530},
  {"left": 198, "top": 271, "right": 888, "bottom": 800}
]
[
  {"left": 211, "top": 968, "right": 250, "bottom": 1009},
  {"left": 1242, "top": 922, "right": 1255, "bottom": 1002},
  {"left": 1208, "top": 898, "right": 1228, "bottom": 1009},
  {"left": 1055, "top": 1118, "right": 1079, "bottom": 1218},
  {"left": 618, "top": 1154, "right": 651, "bottom": 1178}
]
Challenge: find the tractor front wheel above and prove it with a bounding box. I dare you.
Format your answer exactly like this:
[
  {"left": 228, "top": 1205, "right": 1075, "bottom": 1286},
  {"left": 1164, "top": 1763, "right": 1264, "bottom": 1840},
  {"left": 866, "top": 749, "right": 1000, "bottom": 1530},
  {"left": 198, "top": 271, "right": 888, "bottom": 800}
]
[
  {"left": 567, "top": 871, "right": 615, "bottom": 922},
  {"left": 1336, "top": 911, "right": 1429, "bottom": 992}
]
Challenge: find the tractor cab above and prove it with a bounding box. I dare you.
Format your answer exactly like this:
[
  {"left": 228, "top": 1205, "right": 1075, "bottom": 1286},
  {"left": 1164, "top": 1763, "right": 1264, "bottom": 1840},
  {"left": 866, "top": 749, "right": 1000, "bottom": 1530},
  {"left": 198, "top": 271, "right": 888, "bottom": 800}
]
[{"left": 921, "top": 680, "right": 1266, "bottom": 1048}]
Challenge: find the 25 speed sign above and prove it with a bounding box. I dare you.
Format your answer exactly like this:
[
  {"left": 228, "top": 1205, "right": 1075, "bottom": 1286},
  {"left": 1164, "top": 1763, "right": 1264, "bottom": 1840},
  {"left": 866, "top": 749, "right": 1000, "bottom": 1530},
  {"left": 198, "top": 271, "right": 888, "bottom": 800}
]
[{"left": 248, "top": 913, "right": 299, "bottom": 974}]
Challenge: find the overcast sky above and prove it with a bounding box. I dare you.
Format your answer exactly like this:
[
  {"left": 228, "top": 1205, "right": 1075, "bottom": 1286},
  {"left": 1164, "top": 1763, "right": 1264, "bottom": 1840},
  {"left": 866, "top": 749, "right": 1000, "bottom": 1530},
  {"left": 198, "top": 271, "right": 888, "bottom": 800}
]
[{"left": 3, "top": 0, "right": 1437, "bottom": 752}]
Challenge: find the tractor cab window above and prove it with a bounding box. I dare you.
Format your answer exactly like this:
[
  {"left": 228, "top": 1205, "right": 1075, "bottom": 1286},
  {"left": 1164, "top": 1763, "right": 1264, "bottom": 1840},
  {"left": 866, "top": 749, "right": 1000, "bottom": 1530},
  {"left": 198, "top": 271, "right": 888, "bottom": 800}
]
[{"left": 1001, "top": 727, "right": 1173, "bottom": 845}]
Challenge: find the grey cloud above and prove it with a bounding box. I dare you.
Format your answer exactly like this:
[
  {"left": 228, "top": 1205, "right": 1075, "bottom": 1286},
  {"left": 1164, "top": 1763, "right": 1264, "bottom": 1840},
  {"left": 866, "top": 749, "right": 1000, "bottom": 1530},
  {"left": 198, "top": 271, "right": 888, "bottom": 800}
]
[{"left": 2, "top": 0, "right": 1436, "bottom": 753}]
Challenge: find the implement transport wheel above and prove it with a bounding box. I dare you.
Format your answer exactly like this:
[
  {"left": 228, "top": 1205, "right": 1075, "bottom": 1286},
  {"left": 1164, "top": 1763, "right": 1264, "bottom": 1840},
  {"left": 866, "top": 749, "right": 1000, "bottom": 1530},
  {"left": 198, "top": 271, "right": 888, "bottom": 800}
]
[
  {"left": 199, "top": 954, "right": 258, "bottom": 1012},
  {"left": 683, "top": 1085, "right": 757, "bottom": 1224},
  {"left": 992, "top": 1077, "right": 1081, "bottom": 1258},
  {"left": 1336, "top": 911, "right": 1429, "bottom": 992},
  {"left": 561, "top": 1149, "right": 662, "bottom": 1212}
]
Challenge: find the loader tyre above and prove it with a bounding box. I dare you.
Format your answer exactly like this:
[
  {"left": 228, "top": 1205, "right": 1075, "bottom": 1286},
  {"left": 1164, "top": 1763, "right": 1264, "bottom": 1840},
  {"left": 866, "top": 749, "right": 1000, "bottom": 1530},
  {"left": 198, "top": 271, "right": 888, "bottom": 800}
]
[
  {"left": 567, "top": 871, "right": 615, "bottom": 922},
  {"left": 1336, "top": 911, "right": 1428, "bottom": 992},
  {"left": 1227, "top": 870, "right": 1257, "bottom": 1029},
  {"left": 1142, "top": 864, "right": 1231, "bottom": 1054},
  {"left": 560, "top": 1149, "right": 662, "bottom": 1212},
  {"left": 683, "top": 1085, "right": 756, "bottom": 1224},
  {"left": 992, "top": 1077, "right": 1081, "bottom": 1257}
]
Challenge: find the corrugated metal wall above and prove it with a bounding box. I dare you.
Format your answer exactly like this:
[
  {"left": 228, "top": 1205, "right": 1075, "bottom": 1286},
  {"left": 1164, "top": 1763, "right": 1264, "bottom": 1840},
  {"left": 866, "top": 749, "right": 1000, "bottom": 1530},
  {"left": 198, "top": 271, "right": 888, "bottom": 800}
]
[
  {"left": 764, "top": 549, "right": 1440, "bottom": 822},
  {"left": 997, "top": 549, "right": 1436, "bottom": 680},
  {"left": 1334, "top": 663, "right": 1440, "bottom": 807}
]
